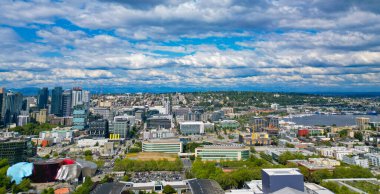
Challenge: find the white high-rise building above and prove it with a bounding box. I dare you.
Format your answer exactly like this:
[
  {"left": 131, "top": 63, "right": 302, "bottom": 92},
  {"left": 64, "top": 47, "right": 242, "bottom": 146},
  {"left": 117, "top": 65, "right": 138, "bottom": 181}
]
[
  {"left": 83, "top": 90, "right": 91, "bottom": 106},
  {"left": 71, "top": 88, "right": 90, "bottom": 107},
  {"left": 72, "top": 87, "right": 83, "bottom": 107}
]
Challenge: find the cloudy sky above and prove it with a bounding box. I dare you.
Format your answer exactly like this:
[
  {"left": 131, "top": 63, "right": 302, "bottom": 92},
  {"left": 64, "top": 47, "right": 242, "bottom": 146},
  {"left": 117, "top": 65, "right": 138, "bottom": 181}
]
[{"left": 1, "top": 0, "right": 380, "bottom": 92}]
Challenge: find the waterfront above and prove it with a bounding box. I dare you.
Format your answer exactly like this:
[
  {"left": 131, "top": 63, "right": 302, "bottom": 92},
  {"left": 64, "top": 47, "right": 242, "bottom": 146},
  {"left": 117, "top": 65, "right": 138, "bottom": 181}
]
[{"left": 283, "top": 114, "right": 380, "bottom": 126}]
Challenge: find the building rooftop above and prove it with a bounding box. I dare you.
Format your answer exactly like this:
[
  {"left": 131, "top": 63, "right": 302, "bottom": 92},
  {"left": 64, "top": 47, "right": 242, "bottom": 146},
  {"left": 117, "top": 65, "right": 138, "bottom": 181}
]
[
  {"left": 144, "top": 138, "right": 181, "bottom": 143},
  {"left": 262, "top": 168, "right": 302, "bottom": 176},
  {"left": 91, "top": 182, "right": 125, "bottom": 194},
  {"left": 180, "top": 121, "right": 204, "bottom": 125},
  {"left": 188, "top": 179, "right": 224, "bottom": 194},
  {"left": 201, "top": 144, "right": 247, "bottom": 150}
]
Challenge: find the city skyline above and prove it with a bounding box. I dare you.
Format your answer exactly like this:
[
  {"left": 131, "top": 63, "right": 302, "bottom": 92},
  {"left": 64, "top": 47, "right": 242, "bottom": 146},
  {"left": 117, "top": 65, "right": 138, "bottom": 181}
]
[{"left": 1, "top": 0, "right": 380, "bottom": 92}]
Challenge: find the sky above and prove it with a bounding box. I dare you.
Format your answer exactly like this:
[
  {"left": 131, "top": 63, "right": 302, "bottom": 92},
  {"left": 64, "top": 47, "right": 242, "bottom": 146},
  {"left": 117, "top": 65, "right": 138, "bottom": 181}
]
[{"left": 1, "top": 0, "right": 380, "bottom": 92}]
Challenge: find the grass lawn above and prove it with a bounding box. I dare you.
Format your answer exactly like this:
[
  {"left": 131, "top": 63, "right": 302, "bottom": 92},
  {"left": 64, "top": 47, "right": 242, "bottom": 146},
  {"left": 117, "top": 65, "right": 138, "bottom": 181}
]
[{"left": 126, "top": 152, "right": 178, "bottom": 161}]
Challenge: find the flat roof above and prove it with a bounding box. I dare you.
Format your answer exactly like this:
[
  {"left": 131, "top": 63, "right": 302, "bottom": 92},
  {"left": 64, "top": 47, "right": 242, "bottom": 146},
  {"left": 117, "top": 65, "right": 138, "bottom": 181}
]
[
  {"left": 262, "top": 168, "right": 302, "bottom": 176},
  {"left": 199, "top": 144, "right": 247, "bottom": 150},
  {"left": 187, "top": 179, "right": 224, "bottom": 194},
  {"left": 143, "top": 138, "right": 181, "bottom": 143},
  {"left": 180, "top": 121, "right": 204, "bottom": 124},
  {"left": 91, "top": 182, "right": 125, "bottom": 194}
]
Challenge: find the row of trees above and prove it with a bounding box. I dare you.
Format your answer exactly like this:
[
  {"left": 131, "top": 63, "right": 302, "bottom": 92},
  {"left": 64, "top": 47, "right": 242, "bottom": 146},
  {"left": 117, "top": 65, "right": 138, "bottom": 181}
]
[
  {"left": 277, "top": 151, "right": 320, "bottom": 165},
  {"left": 114, "top": 158, "right": 183, "bottom": 172},
  {"left": 190, "top": 152, "right": 375, "bottom": 190},
  {"left": 10, "top": 123, "right": 57, "bottom": 135},
  {"left": 190, "top": 156, "right": 282, "bottom": 190}
]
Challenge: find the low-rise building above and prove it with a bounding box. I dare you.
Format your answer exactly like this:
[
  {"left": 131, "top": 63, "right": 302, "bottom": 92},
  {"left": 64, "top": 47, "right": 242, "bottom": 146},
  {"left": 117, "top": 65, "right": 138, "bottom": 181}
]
[
  {"left": 142, "top": 139, "right": 183, "bottom": 153},
  {"left": 342, "top": 155, "right": 369, "bottom": 168},
  {"left": 88, "top": 119, "right": 109, "bottom": 138},
  {"left": 364, "top": 153, "right": 380, "bottom": 166},
  {"left": 218, "top": 120, "right": 240, "bottom": 129},
  {"left": 0, "top": 138, "right": 36, "bottom": 164},
  {"left": 39, "top": 128, "right": 73, "bottom": 144},
  {"left": 147, "top": 114, "right": 172, "bottom": 129},
  {"left": 195, "top": 144, "right": 249, "bottom": 161},
  {"left": 179, "top": 121, "right": 205, "bottom": 135},
  {"left": 77, "top": 138, "right": 108, "bottom": 147},
  {"left": 143, "top": 129, "right": 175, "bottom": 140}
]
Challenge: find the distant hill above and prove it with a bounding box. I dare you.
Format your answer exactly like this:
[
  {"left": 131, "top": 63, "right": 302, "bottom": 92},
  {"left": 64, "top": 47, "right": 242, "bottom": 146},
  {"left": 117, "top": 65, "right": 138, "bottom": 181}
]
[{"left": 7, "top": 86, "right": 380, "bottom": 98}]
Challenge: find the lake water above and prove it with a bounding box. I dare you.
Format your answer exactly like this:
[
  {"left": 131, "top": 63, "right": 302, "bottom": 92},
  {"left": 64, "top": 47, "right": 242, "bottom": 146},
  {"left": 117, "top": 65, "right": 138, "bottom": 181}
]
[{"left": 283, "top": 114, "right": 380, "bottom": 126}]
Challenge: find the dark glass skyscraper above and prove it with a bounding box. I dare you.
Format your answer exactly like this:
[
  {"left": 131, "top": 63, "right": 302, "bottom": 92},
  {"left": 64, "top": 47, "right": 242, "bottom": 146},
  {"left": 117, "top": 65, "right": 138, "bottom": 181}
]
[
  {"left": 37, "top": 87, "right": 49, "bottom": 109},
  {"left": 1, "top": 91, "right": 23, "bottom": 126},
  {"left": 62, "top": 90, "right": 72, "bottom": 117},
  {"left": 0, "top": 88, "right": 4, "bottom": 126},
  {"left": 51, "top": 87, "right": 63, "bottom": 116}
]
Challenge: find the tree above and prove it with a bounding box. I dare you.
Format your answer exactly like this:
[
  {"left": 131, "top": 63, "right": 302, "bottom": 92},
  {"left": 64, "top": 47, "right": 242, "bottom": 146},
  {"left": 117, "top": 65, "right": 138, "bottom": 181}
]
[
  {"left": 278, "top": 151, "right": 305, "bottom": 165},
  {"left": 354, "top": 131, "right": 363, "bottom": 141},
  {"left": 84, "top": 150, "right": 93, "bottom": 156},
  {"left": 250, "top": 147, "right": 256, "bottom": 153},
  {"left": 12, "top": 179, "right": 32, "bottom": 193},
  {"left": 100, "top": 175, "right": 114, "bottom": 183},
  {"left": 121, "top": 175, "right": 130, "bottom": 181},
  {"left": 42, "top": 188, "right": 55, "bottom": 194},
  {"left": 338, "top": 129, "right": 348, "bottom": 138},
  {"left": 309, "top": 169, "right": 332, "bottom": 184},
  {"left": 73, "top": 177, "right": 94, "bottom": 194},
  {"left": 162, "top": 185, "right": 176, "bottom": 194},
  {"left": 285, "top": 143, "right": 295, "bottom": 148}
]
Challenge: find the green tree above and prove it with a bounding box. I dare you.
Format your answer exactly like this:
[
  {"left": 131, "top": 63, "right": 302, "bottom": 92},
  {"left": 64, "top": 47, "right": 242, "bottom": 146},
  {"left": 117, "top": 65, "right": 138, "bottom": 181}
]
[
  {"left": 73, "top": 177, "right": 94, "bottom": 194},
  {"left": 121, "top": 175, "right": 130, "bottom": 181},
  {"left": 12, "top": 179, "right": 32, "bottom": 193},
  {"left": 354, "top": 131, "right": 363, "bottom": 141},
  {"left": 309, "top": 169, "right": 332, "bottom": 184},
  {"left": 41, "top": 188, "right": 55, "bottom": 194},
  {"left": 278, "top": 151, "right": 305, "bottom": 165},
  {"left": 100, "top": 175, "right": 114, "bottom": 183},
  {"left": 84, "top": 150, "right": 93, "bottom": 156},
  {"left": 162, "top": 185, "right": 176, "bottom": 194}
]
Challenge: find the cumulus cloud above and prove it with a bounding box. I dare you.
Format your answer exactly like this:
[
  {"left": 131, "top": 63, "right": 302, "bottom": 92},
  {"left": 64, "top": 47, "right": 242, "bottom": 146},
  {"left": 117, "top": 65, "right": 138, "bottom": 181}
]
[{"left": 0, "top": 0, "right": 379, "bottom": 91}]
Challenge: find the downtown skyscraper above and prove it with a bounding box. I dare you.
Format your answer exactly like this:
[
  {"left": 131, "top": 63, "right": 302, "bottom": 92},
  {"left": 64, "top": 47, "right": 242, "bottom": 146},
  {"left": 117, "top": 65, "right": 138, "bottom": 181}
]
[
  {"left": 1, "top": 90, "right": 23, "bottom": 126},
  {"left": 62, "top": 89, "right": 72, "bottom": 117},
  {"left": 51, "top": 87, "right": 63, "bottom": 116},
  {"left": 37, "top": 87, "right": 49, "bottom": 110}
]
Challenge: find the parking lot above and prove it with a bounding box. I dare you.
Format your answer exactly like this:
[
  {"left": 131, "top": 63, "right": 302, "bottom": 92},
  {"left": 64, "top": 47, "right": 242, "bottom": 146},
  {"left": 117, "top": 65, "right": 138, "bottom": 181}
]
[{"left": 131, "top": 171, "right": 184, "bottom": 183}]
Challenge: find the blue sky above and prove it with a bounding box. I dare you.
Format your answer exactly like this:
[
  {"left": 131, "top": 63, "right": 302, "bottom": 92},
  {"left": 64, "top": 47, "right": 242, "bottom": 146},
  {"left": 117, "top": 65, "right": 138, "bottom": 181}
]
[{"left": 1, "top": 0, "right": 380, "bottom": 92}]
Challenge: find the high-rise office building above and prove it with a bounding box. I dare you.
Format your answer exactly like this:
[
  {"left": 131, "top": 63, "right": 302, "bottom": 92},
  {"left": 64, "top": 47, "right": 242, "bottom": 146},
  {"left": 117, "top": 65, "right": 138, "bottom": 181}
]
[
  {"left": 72, "top": 87, "right": 83, "bottom": 107},
  {"left": 72, "top": 105, "right": 88, "bottom": 130},
  {"left": 51, "top": 87, "right": 63, "bottom": 116},
  {"left": 62, "top": 90, "right": 72, "bottom": 117},
  {"left": 0, "top": 88, "right": 4, "bottom": 125},
  {"left": 37, "top": 87, "right": 49, "bottom": 109},
  {"left": 164, "top": 97, "right": 171, "bottom": 115},
  {"left": 71, "top": 87, "right": 90, "bottom": 108},
  {"left": 111, "top": 117, "right": 131, "bottom": 139},
  {"left": 1, "top": 91, "right": 23, "bottom": 126},
  {"left": 88, "top": 119, "right": 109, "bottom": 138},
  {"left": 83, "top": 90, "right": 91, "bottom": 107}
]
